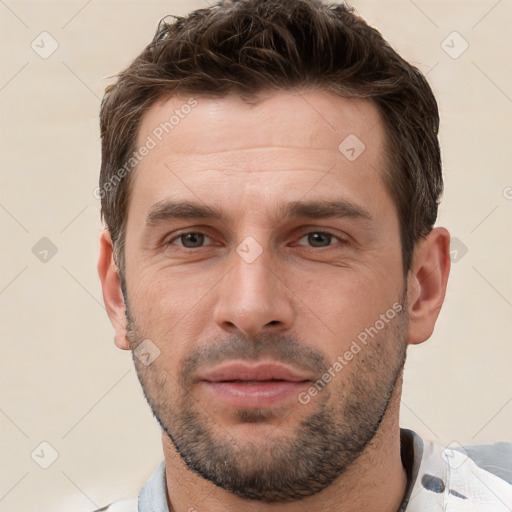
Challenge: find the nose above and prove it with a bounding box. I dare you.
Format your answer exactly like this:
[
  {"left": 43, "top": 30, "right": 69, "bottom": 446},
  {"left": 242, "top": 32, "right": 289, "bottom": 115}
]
[{"left": 213, "top": 243, "right": 295, "bottom": 337}]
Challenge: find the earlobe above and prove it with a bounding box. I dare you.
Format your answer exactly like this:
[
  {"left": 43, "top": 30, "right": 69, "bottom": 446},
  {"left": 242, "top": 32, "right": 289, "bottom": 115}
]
[
  {"left": 406, "top": 227, "right": 451, "bottom": 345},
  {"left": 97, "top": 230, "right": 130, "bottom": 350}
]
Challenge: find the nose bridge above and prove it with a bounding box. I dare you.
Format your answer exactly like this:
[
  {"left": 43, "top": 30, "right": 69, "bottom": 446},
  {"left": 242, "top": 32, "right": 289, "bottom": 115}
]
[
  {"left": 233, "top": 243, "right": 276, "bottom": 300},
  {"left": 213, "top": 239, "right": 294, "bottom": 335}
]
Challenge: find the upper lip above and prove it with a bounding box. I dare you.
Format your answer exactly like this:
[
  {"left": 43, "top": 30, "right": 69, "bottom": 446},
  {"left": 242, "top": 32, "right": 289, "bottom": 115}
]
[{"left": 197, "top": 362, "right": 312, "bottom": 382}]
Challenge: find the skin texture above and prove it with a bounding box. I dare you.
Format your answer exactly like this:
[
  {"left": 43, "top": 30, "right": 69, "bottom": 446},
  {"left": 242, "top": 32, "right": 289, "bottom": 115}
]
[{"left": 98, "top": 90, "right": 451, "bottom": 512}]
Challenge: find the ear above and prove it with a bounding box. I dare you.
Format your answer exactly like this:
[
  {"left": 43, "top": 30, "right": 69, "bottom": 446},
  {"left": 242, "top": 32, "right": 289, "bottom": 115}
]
[
  {"left": 97, "top": 230, "right": 130, "bottom": 350},
  {"left": 406, "top": 227, "right": 451, "bottom": 345}
]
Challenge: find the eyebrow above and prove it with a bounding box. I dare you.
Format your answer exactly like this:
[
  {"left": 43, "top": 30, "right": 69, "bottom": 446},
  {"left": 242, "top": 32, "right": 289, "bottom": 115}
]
[{"left": 145, "top": 198, "right": 374, "bottom": 228}]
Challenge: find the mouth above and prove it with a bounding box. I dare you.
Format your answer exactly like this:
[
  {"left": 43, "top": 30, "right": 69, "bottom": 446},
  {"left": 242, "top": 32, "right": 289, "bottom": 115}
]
[{"left": 197, "top": 362, "right": 312, "bottom": 407}]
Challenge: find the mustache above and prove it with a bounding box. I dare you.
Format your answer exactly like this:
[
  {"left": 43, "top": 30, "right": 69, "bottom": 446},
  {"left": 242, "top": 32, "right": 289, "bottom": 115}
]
[{"left": 178, "top": 332, "right": 329, "bottom": 386}]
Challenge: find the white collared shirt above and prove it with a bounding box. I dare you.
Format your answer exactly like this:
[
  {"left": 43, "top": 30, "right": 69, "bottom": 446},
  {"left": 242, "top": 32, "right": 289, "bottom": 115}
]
[{"left": 94, "top": 428, "right": 512, "bottom": 511}]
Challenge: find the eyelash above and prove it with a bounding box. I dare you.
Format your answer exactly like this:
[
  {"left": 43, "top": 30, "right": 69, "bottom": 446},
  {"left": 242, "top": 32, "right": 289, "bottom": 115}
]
[{"left": 167, "top": 230, "right": 347, "bottom": 249}]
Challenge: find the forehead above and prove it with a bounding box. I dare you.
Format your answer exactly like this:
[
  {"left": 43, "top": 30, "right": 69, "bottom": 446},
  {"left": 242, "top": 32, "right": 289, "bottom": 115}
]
[
  {"left": 128, "top": 90, "right": 392, "bottom": 225},
  {"left": 136, "top": 89, "right": 385, "bottom": 160}
]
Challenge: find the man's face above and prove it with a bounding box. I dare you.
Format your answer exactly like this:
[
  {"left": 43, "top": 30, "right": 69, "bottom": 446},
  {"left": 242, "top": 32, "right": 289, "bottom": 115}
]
[{"left": 123, "top": 90, "right": 408, "bottom": 501}]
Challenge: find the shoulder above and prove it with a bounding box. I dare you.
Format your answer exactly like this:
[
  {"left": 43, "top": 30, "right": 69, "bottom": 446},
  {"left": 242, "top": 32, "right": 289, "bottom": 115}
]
[{"left": 455, "top": 440, "right": 512, "bottom": 484}]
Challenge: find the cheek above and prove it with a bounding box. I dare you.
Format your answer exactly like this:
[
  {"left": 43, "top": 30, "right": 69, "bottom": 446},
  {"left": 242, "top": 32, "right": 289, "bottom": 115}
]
[
  {"left": 128, "top": 267, "right": 220, "bottom": 351},
  {"left": 131, "top": 264, "right": 209, "bottom": 312},
  {"left": 294, "top": 267, "right": 403, "bottom": 354}
]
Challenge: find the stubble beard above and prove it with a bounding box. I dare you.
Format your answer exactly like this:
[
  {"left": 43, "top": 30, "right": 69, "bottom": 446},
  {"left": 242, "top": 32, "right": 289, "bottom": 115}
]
[{"left": 126, "top": 294, "right": 408, "bottom": 503}]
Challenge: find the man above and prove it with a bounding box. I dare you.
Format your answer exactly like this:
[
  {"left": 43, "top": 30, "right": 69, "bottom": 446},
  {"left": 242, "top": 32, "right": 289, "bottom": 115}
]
[{"left": 96, "top": 0, "right": 512, "bottom": 510}]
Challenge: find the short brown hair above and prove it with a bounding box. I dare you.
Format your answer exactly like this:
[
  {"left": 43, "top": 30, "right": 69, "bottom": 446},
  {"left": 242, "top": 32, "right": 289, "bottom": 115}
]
[{"left": 99, "top": 0, "right": 442, "bottom": 285}]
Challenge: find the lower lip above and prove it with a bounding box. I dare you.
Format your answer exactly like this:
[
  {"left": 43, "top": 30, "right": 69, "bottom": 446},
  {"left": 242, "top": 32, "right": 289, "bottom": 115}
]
[{"left": 201, "top": 381, "right": 309, "bottom": 407}]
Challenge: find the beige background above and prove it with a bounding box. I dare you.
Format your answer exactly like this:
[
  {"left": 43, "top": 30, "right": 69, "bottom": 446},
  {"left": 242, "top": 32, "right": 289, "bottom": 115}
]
[{"left": 0, "top": 0, "right": 511, "bottom": 510}]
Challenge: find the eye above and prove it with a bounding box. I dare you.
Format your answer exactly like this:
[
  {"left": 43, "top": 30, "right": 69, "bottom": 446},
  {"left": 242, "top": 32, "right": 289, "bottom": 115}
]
[
  {"left": 169, "top": 232, "right": 213, "bottom": 249},
  {"left": 296, "top": 231, "right": 344, "bottom": 248},
  {"left": 167, "top": 230, "right": 345, "bottom": 250}
]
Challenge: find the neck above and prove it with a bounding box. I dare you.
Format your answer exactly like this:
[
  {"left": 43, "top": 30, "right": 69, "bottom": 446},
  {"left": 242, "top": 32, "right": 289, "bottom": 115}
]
[{"left": 162, "top": 380, "right": 407, "bottom": 512}]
